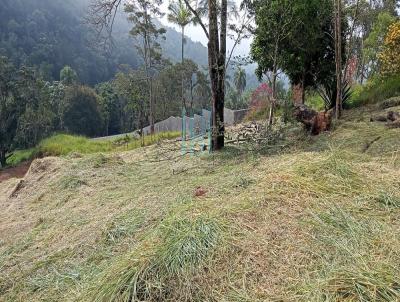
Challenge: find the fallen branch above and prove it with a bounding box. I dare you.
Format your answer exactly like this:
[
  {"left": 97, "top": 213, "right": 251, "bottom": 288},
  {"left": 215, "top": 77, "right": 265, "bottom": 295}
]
[{"left": 362, "top": 136, "right": 381, "bottom": 153}]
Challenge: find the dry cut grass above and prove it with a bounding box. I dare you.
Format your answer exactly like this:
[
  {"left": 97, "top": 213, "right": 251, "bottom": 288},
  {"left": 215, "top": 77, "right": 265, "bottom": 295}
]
[{"left": 1, "top": 105, "right": 400, "bottom": 301}]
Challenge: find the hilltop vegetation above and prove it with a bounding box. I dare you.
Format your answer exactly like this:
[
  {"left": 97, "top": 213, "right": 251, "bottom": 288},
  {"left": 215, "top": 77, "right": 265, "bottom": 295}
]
[{"left": 1, "top": 102, "right": 400, "bottom": 301}]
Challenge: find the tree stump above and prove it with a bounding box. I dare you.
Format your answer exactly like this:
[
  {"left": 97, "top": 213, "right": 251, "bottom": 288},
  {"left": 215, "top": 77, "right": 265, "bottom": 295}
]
[{"left": 293, "top": 105, "right": 333, "bottom": 135}]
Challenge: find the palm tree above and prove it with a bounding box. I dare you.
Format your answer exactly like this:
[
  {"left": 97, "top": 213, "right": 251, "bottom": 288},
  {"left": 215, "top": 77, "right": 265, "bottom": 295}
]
[
  {"left": 168, "top": 0, "right": 198, "bottom": 110},
  {"left": 234, "top": 67, "right": 246, "bottom": 96}
]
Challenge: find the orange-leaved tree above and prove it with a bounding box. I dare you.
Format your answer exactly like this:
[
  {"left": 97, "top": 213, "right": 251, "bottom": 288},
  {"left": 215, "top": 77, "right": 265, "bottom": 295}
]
[{"left": 379, "top": 21, "right": 400, "bottom": 77}]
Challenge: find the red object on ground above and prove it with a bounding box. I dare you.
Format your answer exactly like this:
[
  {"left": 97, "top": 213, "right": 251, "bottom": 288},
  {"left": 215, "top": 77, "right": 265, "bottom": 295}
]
[{"left": 194, "top": 186, "right": 207, "bottom": 197}]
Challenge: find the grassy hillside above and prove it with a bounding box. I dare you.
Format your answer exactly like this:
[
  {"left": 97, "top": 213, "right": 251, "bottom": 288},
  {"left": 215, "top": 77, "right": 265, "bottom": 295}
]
[
  {"left": 6, "top": 132, "right": 181, "bottom": 167},
  {"left": 1, "top": 105, "right": 400, "bottom": 301}
]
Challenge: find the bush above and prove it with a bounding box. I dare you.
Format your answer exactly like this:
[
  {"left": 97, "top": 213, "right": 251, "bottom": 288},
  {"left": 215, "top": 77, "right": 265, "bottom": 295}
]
[
  {"left": 347, "top": 74, "right": 400, "bottom": 108},
  {"left": 306, "top": 92, "right": 325, "bottom": 111},
  {"left": 62, "top": 85, "right": 104, "bottom": 137}
]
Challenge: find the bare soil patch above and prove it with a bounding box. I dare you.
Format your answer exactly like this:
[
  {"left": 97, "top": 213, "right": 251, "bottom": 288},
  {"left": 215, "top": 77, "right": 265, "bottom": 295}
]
[{"left": 0, "top": 161, "right": 32, "bottom": 183}]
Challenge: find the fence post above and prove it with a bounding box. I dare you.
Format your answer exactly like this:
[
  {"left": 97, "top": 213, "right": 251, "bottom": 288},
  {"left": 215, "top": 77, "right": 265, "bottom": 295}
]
[
  {"left": 181, "top": 108, "right": 186, "bottom": 155},
  {"left": 208, "top": 112, "right": 212, "bottom": 154},
  {"left": 189, "top": 115, "right": 194, "bottom": 155}
]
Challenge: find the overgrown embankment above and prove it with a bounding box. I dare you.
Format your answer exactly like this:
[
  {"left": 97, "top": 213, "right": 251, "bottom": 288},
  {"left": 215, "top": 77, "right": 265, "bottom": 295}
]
[
  {"left": 1, "top": 104, "right": 400, "bottom": 301},
  {"left": 5, "top": 132, "right": 181, "bottom": 168}
]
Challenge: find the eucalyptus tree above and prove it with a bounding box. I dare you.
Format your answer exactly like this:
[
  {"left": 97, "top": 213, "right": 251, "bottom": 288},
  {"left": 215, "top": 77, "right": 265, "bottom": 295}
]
[
  {"left": 250, "top": 0, "right": 296, "bottom": 124},
  {"left": 115, "top": 68, "right": 150, "bottom": 140},
  {"left": 125, "top": 0, "right": 166, "bottom": 134},
  {"left": 88, "top": 0, "right": 165, "bottom": 134},
  {"left": 334, "top": 0, "right": 343, "bottom": 118},
  {"left": 181, "top": 0, "right": 228, "bottom": 150}
]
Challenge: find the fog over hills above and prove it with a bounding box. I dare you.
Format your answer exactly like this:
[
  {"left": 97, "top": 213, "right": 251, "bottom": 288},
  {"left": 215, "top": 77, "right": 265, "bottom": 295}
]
[{"left": 0, "top": 0, "right": 208, "bottom": 85}]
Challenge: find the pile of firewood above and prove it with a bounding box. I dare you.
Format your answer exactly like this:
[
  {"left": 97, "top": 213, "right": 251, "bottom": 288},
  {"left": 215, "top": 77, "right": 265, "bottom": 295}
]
[{"left": 225, "top": 122, "right": 285, "bottom": 147}]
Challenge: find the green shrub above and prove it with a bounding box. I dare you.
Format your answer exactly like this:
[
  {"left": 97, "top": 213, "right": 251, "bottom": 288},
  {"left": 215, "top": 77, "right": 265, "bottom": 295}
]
[
  {"left": 348, "top": 75, "right": 400, "bottom": 108},
  {"left": 306, "top": 92, "right": 325, "bottom": 111}
]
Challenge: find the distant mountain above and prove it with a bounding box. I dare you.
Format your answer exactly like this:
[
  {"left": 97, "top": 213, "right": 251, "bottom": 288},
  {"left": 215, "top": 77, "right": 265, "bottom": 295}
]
[
  {"left": 0, "top": 0, "right": 208, "bottom": 85},
  {"left": 111, "top": 13, "right": 208, "bottom": 67},
  {"left": 160, "top": 24, "right": 208, "bottom": 67}
]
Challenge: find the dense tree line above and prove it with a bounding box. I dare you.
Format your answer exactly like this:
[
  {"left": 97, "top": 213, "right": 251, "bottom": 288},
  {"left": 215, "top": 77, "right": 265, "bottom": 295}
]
[{"left": 0, "top": 56, "right": 209, "bottom": 167}]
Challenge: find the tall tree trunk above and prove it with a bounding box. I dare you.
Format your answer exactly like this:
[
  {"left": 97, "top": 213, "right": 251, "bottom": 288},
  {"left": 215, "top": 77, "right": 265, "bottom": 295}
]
[
  {"left": 181, "top": 26, "right": 186, "bottom": 112},
  {"left": 268, "top": 43, "right": 279, "bottom": 126},
  {"left": 0, "top": 149, "right": 6, "bottom": 168},
  {"left": 143, "top": 8, "right": 155, "bottom": 134},
  {"left": 149, "top": 79, "right": 155, "bottom": 133},
  {"left": 268, "top": 69, "right": 277, "bottom": 127},
  {"left": 302, "top": 70, "right": 307, "bottom": 104},
  {"left": 334, "top": 0, "right": 342, "bottom": 119},
  {"left": 343, "top": 0, "right": 359, "bottom": 81},
  {"left": 190, "top": 78, "right": 194, "bottom": 112},
  {"left": 215, "top": 0, "right": 227, "bottom": 150},
  {"left": 208, "top": 0, "right": 221, "bottom": 150},
  {"left": 359, "top": 35, "right": 365, "bottom": 84}
]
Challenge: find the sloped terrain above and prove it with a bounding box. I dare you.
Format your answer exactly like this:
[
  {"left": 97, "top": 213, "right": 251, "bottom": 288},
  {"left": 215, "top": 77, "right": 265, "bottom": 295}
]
[{"left": 1, "top": 105, "right": 400, "bottom": 301}]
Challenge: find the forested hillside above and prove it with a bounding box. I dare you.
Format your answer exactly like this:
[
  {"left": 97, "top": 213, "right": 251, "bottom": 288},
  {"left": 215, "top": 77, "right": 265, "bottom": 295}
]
[{"left": 0, "top": 0, "right": 207, "bottom": 85}]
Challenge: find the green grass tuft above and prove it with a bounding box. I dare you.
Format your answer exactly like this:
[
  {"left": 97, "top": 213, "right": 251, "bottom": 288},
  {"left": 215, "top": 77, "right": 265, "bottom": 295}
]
[
  {"left": 103, "top": 210, "right": 146, "bottom": 245},
  {"left": 298, "top": 203, "right": 400, "bottom": 301},
  {"left": 90, "top": 216, "right": 223, "bottom": 302},
  {"left": 6, "top": 148, "right": 36, "bottom": 167},
  {"left": 375, "top": 190, "right": 400, "bottom": 209},
  {"left": 157, "top": 217, "right": 221, "bottom": 275}
]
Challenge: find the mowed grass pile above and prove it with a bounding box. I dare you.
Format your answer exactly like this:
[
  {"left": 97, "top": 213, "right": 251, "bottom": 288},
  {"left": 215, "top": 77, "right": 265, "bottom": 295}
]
[
  {"left": 6, "top": 132, "right": 180, "bottom": 166},
  {"left": 1, "top": 105, "right": 400, "bottom": 301}
]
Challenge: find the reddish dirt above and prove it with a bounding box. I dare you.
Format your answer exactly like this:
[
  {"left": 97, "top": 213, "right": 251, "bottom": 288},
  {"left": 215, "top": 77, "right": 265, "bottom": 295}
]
[{"left": 0, "top": 161, "right": 32, "bottom": 183}]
